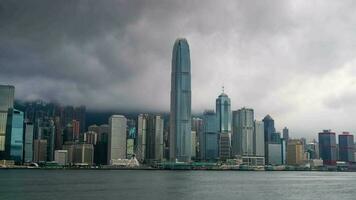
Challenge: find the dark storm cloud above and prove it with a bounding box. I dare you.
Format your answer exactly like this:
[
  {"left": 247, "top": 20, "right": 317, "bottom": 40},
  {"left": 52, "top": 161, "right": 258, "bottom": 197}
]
[{"left": 1, "top": 0, "right": 356, "bottom": 137}]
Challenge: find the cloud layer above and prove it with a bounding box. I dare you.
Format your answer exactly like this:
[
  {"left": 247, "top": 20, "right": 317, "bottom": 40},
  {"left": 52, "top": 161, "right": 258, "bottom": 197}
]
[{"left": 1, "top": 0, "right": 356, "bottom": 138}]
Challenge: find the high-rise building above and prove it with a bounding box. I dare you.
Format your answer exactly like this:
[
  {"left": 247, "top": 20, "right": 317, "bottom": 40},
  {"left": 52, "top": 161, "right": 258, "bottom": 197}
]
[
  {"left": 108, "top": 115, "right": 127, "bottom": 164},
  {"left": 6, "top": 109, "right": 24, "bottom": 163},
  {"left": 338, "top": 132, "right": 354, "bottom": 163},
  {"left": 33, "top": 139, "right": 47, "bottom": 162},
  {"left": 192, "top": 117, "right": 203, "bottom": 159},
  {"left": 54, "top": 116, "right": 62, "bottom": 150},
  {"left": 0, "top": 85, "right": 14, "bottom": 158},
  {"left": 137, "top": 114, "right": 164, "bottom": 162},
  {"left": 37, "top": 118, "right": 55, "bottom": 161},
  {"left": 287, "top": 139, "right": 304, "bottom": 166},
  {"left": 306, "top": 140, "right": 319, "bottom": 159},
  {"left": 63, "top": 143, "right": 94, "bottom": 165},
  {"left": 216, "top": 90, "right": 231, "bottom": 133},
  {"left": 24, "top": 121, "right": 34, "bottom": 163},
  {"left": 200, "top": 110, "right": 219, "bottom": 161},
  {"left": 232, "top": 108, "right": 254, "bottom": 157},
  {"left": 169, "top": 38, "right": 192, "bottom": 162},
  {"left": 263, "top": 115, "right": 276, "bottom": 143},
  {"left": 318, "top": 130, "right": 337, "bottom": 165},
  {"left": 283, "top": 127, "right": 289, "bottom": 142},
  {"left": 253, "top": 120, "right": 265, "bottom": 157},
  {"left": 216, "top": 90, "right": 231, "bottom": 160},
  {"left": 94, "top": 124, "right": 109, "bottom": 165},
  {"left": 72, "top": 120, "right": 80, "bottom": 141}
]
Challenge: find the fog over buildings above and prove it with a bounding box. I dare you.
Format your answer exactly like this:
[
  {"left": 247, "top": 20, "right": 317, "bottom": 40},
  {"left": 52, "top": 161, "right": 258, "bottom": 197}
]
[{"left": 2, "top": 0, "right": 356, "bottom": 138}]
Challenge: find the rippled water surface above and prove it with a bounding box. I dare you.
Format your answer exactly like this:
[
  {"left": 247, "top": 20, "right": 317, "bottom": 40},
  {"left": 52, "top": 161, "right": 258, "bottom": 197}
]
[{"left": 0, "top": 170, "right": 355, "bottom": 200}]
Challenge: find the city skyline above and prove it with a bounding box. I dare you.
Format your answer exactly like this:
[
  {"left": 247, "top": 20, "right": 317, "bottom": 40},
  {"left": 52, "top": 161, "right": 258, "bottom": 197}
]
[{"left": 2, "top": 1, "right": 356, "bottom": 138}]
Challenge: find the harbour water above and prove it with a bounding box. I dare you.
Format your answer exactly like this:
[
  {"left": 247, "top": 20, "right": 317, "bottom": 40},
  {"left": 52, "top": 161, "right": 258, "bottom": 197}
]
[{"left": 0, "top": 170, "right": 355, "bottom": 200}]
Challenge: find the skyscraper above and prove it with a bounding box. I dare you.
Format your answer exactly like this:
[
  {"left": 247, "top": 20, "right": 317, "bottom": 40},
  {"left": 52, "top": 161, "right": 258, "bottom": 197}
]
[
  {"left": 286, "top": 139, "right": 304, "bottom": 166},
  {"left": 6, "top": 109, "right": 24, "bottom": 163},
  {"left": 216, "top": 90, "right": 232, "bottom": 160},
  {"left": 169, "top": 38, "right": 192, "bottom": 162},
  {"left": 338, "top": 132, "right": 354, "bottom": 163},
  {"left": 253, "top": 120, "right": 265, "bottom": 157},
  {"left": 318, "top": 130, "right": 337, "bottom": 165},
  {"left": 263, "top": 114, "right": 276, "bottom": 164},
  {"left": 216, "top": 90, "right": 231, "bottom": 133},
  {"left": 0, "top": 85, "right": 14, "bottom": 158},
  {"left": 283, "top": 127, "right": 289, "bottom": 141},
  {"left": 232, "top": 108, "right": 254, "bottom": 156},
  {"left": 200, "top": 110, "right": 219, "bottom": 161},
  {"left": 108, "top": 115, "right": 127, "bottom": 164},
  {"left": 24, "top": 121, "right": 34, "bottom": 163}
]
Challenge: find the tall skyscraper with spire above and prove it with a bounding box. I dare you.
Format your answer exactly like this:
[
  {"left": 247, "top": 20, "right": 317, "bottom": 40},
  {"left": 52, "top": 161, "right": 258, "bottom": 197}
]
[
  {"left": 216, "top": 87, "right": 232, "bottom": 159},
  {"left": 169, "top": 38, "right": 192, "bottom": 162}
]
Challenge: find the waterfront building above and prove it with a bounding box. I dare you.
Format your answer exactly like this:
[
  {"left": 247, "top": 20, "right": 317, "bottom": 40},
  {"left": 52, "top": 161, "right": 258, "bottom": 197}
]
[
  {"left": 268, "top": 143, "right": 283, "bottom": 165},
  {"left": 24, "top": 121, "right": 34, "bottom": 163},
  {"left": 306, "top": 140, "right": 319, "bottom": 159},
  {"left": 191, "top": 131, "right": 197, "bottom": 159},
  {"left": 54, "top": 150, "right": 68, "bottom": 165},
  {"left": 63, "top": 143, "right": 94, "bottom": 165},
  {"left": 108, "top": 115, "right": 127, "bottom": 164},
  {"left": 318, "top": 130, "right": 337, "bottom": 165},
  {"left": 33, "top": 139, "right": 47, "bottom": 162},
  {"left": 338, "top": 132, "right": 354, "bottom": 163},
  {"left": 232, "top": 108, "right": 254, "bottom": 157},
  {"left": 200, "top": 110, "right": 219, "bottom": 161},
  {"left": 0, "top": 85, "right": 14, "bottom": 158},
  {"left": 192, "top": 117, "right": 203, "bottom": 159},
  {"left": 219, "top": 133, "right": 231, "bottom": 160},
  {"left": 6, "top": 109, "right": 24, "bottom": 163},
  {"left": 169, "top": 38, "right": 192, "bottom": 162},
  {"left": 94, "top": 124, "right": 109, "bottom": 165},
  {"left": 253, "top": 120, "right": 265, "bottom": 157},
  {"left": 137, "top": 114, "right": 164, "bottom": 162},
  {"left": 287, "top": 139, "right": 304, "bottom": 166}
]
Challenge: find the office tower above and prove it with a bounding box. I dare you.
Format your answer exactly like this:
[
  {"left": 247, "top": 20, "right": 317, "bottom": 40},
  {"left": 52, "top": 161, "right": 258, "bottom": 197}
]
[
  {"left": 72, "top": 120, "right": 80, "bottom": 141},
  {"left": 37, "top": 118, "right": 55, "bottom": 161},
  {"left": 137, "top": 114, "right": 164, "bottom": 162},
  {"left": 283, "top": 127, "right": 289, "bottom": 141},
  {"left": 54, "top": 116, "right": 62, "bottom": 150},
  {"left": 306, "top": 140, "right": 319, "bottom": 159},
  {"left": 108, "top": 115, "right": 127, "bottom": 164},
  {"left": 0, "top": 85, "right": 14, "bottom": 158},
  {"left": 263, "top": 115, "right": 276, "bottom": 143},
  {"left": 34, "top": 139, "right": 47, "bottom": 162},
  {"left": 54, "top": 150, "right": 68, "bottom": 165},
  {"left": 84, "top": 131, "right": 98, "bottom": 145},
  {"left": 253, "top": 120, "right": 265, "bottom": 157},
  {"left": 192, "top": 117, "right": 203, "bottom": 159},
  {"left": 137, "top": 114, "right": 147, "bottom": 162},
  {"left": 287, "top": 139, "right": 304, "bottom": 165},
  {"left": 170, "top": 38, "right": 192, "bottom": 162},
  {"left": 216, "top": 90, "right": 232, "bottom": 160},
  {"left": 268, "top": 143, "right": 283, "bottom": 165},
  {"left": 216, "top": 90, "right": 231, "bottom": 133},
  {"left": 99, "top": 124, "right": 109, "bottom": 143},
  {"left": 63, "top": 123, "right": 74, "bottom": 143},
  {"left": 73, "top": 143, "right": 94, "bottom": 165},
  {"left": 24, "top": 121, "right": 34, "bottom": 163},
  {"left": 200, "top": 110, "right": 219, "bottom": 161},
  {"left": 127, "top": 119, "right": 137, "bottom": 139},
  {"left": 6, "top": 109, "right": 24, "bottom": 163},
  {"left": 318, "top": 130, "right": 337, "bottom": 165},
  {"left": 232, "top": 108, "right": 254, "bottom": 157},
  {"left": 338, "top": 132, "right": 354, "bottom": 163}
]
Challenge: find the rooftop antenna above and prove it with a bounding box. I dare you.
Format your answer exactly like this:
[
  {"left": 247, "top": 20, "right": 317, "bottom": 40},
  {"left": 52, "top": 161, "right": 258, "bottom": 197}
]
[{"left": 222, "top": 85, "right": 225, "bottom": 93}]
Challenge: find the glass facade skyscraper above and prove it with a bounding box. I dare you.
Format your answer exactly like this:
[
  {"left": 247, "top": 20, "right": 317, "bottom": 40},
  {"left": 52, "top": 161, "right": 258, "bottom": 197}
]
[
  {"left": 7, "top": 109, "right": 24, "bottom": 163},
  {"left": 318, "top": 130, "right": 337, "bottom": 165},
  {"left": 169, "top": 38, "right": 192, "bottom": 162},
  {"left": 216, "top": 92, "right": 231, "bottom": 133},
  {"left": 338, "top": 132, "right": 354, "bottom": 163},
  {"left": 232, "top": 108, "right": 254, "bottom": 156},
  {"left": 200, "top": 110, "right": 218, "bottom": 161},
  {"left": 0, "top": 85, "right": 14, "bottom": 156}
]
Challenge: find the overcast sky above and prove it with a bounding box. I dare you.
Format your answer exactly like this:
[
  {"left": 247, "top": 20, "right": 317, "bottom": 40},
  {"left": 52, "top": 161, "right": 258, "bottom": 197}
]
[{"left": 1, "top": 0, "right": 356, "bottom": 139}]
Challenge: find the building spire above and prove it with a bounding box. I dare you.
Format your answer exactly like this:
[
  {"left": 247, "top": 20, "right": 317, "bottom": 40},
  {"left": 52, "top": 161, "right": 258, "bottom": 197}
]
[{"left": 222, "top": 85, "right": 225, "bottom": 93}]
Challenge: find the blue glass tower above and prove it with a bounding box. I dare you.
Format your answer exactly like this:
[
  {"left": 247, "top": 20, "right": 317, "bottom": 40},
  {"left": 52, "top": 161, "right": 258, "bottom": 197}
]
[
  {"left": 5, "top": 109, "right": 24, "bottom": 163},
  {"left": 170, "top": 38, "right": 192, "bottom": 162},
  {"left": 216, "top": 89, "right": 231, "bottom": 133}
]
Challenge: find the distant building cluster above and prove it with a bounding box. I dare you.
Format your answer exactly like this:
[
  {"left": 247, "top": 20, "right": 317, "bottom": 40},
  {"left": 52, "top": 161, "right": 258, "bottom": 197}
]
[{"left": 1, "top": 38, "right": 355, "bottom": 170}]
